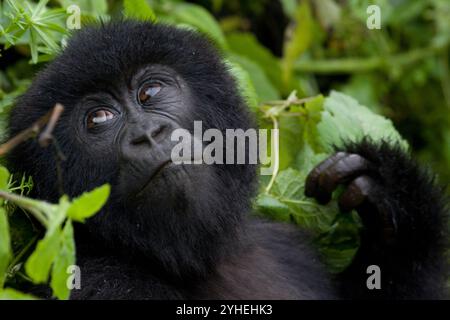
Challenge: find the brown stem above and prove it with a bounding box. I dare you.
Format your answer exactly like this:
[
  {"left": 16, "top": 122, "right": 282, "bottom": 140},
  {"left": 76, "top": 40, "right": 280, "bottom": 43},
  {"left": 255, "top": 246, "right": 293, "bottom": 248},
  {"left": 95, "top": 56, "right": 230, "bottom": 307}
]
[
  {"left": 0, "top": 103, "right": 65, "bottom": 156},
  {"left": 38, "top": 103, "right": 64, "bottom": 147}
]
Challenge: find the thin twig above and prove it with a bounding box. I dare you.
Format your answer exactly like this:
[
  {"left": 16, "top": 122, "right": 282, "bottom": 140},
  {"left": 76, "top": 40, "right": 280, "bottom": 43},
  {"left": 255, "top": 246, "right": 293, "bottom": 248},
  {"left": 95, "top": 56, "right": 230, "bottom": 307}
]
[
  {"left": 0, "top": 104, "right": 65, "bottom": 156},
  {"left": 265, "top": 114, "right": 280, "bottom": 194},
  {"left": 38, "top": 103, "right": 64, "bottom": 147}
]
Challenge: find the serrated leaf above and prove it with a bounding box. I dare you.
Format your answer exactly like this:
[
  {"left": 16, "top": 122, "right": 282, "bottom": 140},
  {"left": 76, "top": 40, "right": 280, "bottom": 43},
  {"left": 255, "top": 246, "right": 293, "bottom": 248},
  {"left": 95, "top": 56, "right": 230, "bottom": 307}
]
[
  {"left": 317, "top": 91, "right": 409, "bottom": 151},
  {"left": 264, "top": 168, "right": 338, "bottom": 233},
  {"left": 256, "top": 193, "right": 290, "bottom": 221},
  {"left": 295, "top": 143, "right": 328, "bottom": 174},
  {"left": 66, "top": 184, "right": 110, "bottom": 222},
  {"left": 25, "top": 227, "right": 60, "bottom": 283},
  {"left": 50, "top": 220, "right": 75, "bottom": 300},
  {"left": 123, "top": 0, "right": 156, "bottom": 22},
  {"left": 272, "top": 168, "right": 305, "bottom": 199}
]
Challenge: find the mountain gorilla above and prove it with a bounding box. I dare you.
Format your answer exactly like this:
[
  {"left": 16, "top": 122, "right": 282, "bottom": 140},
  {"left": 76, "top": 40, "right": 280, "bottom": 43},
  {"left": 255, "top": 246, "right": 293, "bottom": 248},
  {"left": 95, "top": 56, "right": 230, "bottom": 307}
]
[{"left": 7, "top": 21, "right": 449, "bottom": 299}]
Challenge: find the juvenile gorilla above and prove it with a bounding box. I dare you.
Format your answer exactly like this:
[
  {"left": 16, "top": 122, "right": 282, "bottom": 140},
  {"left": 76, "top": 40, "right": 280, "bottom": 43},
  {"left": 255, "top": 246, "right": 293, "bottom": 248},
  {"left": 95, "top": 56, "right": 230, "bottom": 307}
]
[{"left": 8, "top": 21, "right": 449, "bottom": 299}]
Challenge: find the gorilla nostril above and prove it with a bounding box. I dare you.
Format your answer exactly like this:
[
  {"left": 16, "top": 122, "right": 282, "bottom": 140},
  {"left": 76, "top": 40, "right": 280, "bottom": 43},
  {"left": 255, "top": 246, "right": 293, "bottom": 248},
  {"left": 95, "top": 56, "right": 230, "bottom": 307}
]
[
  {"left": 151, "top": 125, "right": 166, "bottom": 138},
  {"left": 130, "top": 124, "right": 167, "bottom": 145}
]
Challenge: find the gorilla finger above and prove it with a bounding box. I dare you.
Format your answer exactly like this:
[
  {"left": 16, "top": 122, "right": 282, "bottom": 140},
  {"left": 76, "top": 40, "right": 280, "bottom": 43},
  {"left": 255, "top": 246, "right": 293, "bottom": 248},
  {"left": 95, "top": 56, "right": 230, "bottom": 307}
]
[
  {"left": 338, "top": 175, "right": 375, "bottom": 213},
  {"left": 318, "top": 153, "right": 372, "bottom": 195},
  {"left": 305, "top": 152, "right": 348, "bottom": 199}
]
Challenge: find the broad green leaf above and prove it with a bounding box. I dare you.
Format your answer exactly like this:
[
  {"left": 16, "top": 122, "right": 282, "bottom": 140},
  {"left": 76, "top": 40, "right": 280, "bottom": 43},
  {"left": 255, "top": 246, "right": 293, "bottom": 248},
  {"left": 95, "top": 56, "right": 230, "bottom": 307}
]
[
  {"left": 226, "top": 60, "right": 258, "bottom": 110},
  {"left": 170, "top": 3, "right": 228, "bottom": 50},
  {"left": 0, "top": 208, "right": 11, "bottom": 288},
  {"left": 0, "top": 288, "right": 36, "bottom": 300},
  {"left": 229, "top": 54, "right": 280, "bottom": 102},
  {"left": 25, "top": 227, "right": 61, "bottom": 283},
  {"left": 280, "top": 0, "right": 297, "bottom": 18},
  {"left": 57, "top": 0, "right": 108, "bottom": 16},
  {"left": 50, "top": 220, "right": 75, "bottom": 300},
  {"left": 66, "top": 184, "right": 110, "bottom": 222},
  {"left": 295, "top": 142, "right": 328, "bottom": 174},
  {"left": 123, "top": 0, "right": 156, "bottom": 22},
  {"left": 226, "top": 33, "right": 282, "bottom": 92},
  {"left": 315, "top": 0, "right": 341, "bottom": 29},
  {"left": 301, "top": 95, "right": 326, "bottom": 153},
  {"left": 317, "top": 91, "right": 409, "bottom": 151},
  {"left": 260, "top": 168, "right": 337, "bottom": 233},
  {"left": 271, "top": 168, "right": 305, "bottom": 199},
  {"left": 277, "top": 116, "right": 303, "bottom": 170},
  {"left": 0, "top": 166, "right": 10, "bottom": 191},
  {"left": 256, "top": 193, "right": 290, "bottom": 221}
]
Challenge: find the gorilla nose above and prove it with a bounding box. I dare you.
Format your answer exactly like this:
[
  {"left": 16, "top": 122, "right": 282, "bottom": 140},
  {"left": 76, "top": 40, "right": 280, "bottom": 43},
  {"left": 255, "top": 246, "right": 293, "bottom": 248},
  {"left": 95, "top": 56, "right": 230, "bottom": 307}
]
[{"left": 130, "top": 124, "right": 168, "bottom": 146}]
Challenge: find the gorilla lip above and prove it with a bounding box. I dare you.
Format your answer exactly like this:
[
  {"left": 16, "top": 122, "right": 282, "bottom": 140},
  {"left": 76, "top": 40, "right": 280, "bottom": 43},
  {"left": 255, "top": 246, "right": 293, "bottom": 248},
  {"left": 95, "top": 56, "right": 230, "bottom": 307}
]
[{"left": 137, "top": 159, "right": 173, "bottom": 195}]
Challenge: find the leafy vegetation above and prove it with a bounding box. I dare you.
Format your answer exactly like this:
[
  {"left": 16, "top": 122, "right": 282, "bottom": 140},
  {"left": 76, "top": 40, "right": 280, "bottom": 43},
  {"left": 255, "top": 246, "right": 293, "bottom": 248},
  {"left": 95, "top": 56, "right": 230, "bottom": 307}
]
[{"left": 0, "top": 0, "right": 448, "bottom": 299}]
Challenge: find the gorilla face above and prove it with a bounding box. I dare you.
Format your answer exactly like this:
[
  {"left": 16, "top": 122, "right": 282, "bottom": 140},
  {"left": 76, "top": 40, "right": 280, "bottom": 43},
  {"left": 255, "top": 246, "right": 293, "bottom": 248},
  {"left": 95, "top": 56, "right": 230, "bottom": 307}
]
[
  {"left": 71, "top": 63, "right": 202, "bottom": 199},
  {"left": 8, "top": 21, "right": 257, "bottom": 278}
]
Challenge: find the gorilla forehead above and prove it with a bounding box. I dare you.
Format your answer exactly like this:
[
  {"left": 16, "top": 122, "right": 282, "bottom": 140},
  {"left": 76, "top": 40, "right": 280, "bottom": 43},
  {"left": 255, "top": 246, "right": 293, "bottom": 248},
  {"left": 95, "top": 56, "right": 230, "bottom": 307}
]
[{"left": 57, "top": 21, "right": 226, "bottom": 86}]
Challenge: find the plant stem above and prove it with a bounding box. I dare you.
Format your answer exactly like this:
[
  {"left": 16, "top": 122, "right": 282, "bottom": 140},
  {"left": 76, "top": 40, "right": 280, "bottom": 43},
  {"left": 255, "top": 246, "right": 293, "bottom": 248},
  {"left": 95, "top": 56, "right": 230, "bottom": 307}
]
[
  {"left": 6, "top": 234, "right": 38, "bottom": 279},
  {"left": 0, "top": 191, "right": 48, "bottom": 227},
  {"left": 294, "top": 43, "right": 447, "bottom": 74},
  {"left": 0, "top": 104, "right": 64, "bottom": 156},
  {"left": 265, "top": 115, "right": 280, "bottom": 194}
]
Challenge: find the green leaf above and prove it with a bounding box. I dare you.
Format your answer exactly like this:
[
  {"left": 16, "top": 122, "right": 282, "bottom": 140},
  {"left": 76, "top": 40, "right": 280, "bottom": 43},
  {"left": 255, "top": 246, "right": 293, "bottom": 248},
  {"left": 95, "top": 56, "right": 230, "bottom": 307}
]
[
  {"left": 277, "top": 116, "right": 303, "bottom": 170},
  {"left": 123, "top": 0, "right": 156, "bottom": 22},
  {"left": 57, "top": 0, "right": 108, "bottom": 16},
  {"left": 260, "top": 168, "right": 337, "bottom": 233},
  {"left": 256, "top": 193, "right": 290, "bottom": 221},
  {"left": 301, "top": 95, "right": 326, "bottom": 153},
  {"left": 25, "top": 226, "right": 61, "bottom": 283},
  {"left": 0, "top": 208, "right": 12, "bottom": 288},
  {"left": 0, "top": 166, "right": 10, "bottom": 191},
  {"left": 317, "top": 91, "right": 409, "bottom": 151},
  {"left": 170, "top": 3, "right": 227, "bottom": 50},
  {"left": 226, "top": 60, "right": 258, "bottom": 110},
  {"left": 280, "top": 0, "right": 297, "bottom": 18},
  {"left": 271, "top": 168, "right": 305, "bottom": 199},
  {"left": 295, "top": 143, "right": 328, "bottom": 174},
  {"left": 0, "top": 288, "right": 36, "bottom": 300},
  {"left": 66, "top": 184, "right": 110, "bottom": 222},
  {"left": 228, "top": 54, "right": 280, "bottom": 102},
  {"left": 50, "top": 220, "right": 75, "bottom": 300},
  {"left": 226, "top": 32, "right": 282, "bottom": 92}
]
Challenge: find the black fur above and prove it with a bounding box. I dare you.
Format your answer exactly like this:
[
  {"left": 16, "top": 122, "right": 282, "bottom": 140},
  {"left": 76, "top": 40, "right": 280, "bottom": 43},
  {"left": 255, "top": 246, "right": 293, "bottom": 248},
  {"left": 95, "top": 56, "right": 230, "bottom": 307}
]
[
  {"left": 335, "top": 140, "right": 449, "bottom": 299},
  {"left": 6, "top": 21, "right": 449, "bottom": 300}
]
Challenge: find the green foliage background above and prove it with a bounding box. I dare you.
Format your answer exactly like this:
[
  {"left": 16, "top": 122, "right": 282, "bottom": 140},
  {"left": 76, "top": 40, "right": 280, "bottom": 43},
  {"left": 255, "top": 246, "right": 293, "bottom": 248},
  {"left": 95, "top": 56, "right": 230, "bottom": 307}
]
[{"left": 0, "top": 0, "right": 449, "bottom": 299}]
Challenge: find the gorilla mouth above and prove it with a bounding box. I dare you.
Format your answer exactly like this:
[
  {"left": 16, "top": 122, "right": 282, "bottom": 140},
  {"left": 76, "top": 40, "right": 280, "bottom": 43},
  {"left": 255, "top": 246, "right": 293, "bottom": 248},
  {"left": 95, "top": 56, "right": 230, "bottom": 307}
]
[{"left": 136, "top": 159, "right": 173, "bottom": 196}]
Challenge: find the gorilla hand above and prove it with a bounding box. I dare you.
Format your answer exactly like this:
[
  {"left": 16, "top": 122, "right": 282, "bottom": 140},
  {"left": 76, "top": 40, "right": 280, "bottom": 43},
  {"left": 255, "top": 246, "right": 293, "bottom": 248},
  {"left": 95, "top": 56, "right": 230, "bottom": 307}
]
[
  {"left": 305, "top": 151, "right": 396, "bottom": 245},
  {"left": 305, "top": 139, "right": 448, "bottom": 299}
]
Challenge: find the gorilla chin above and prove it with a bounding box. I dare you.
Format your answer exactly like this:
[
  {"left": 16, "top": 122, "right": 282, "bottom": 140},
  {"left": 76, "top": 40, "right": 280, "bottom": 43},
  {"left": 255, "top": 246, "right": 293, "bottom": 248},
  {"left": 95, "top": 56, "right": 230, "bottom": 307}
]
[{"left": 96, "top": 159, "right": 244, "bottom": 280}]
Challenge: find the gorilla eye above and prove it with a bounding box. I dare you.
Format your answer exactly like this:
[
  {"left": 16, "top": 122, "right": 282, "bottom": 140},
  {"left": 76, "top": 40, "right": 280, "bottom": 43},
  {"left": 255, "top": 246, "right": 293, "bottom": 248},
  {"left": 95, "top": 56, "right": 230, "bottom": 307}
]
[
  {"left": 138, "top": 83, "right": 162, "bottom": 105},
  {"left": 87, "top": 109, "right": 115, "bottom": 129}
]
